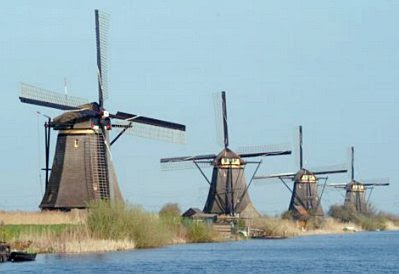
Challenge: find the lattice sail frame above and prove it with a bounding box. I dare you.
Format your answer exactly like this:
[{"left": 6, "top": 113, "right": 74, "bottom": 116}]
[
  {"left": 161, "top": 160, "right": 213, "bottom": 171},
  {"left": 20, "top": 83, "right": 89, "bottom": 109},
  {"left": 213, "top": 92, "right": 224, "bottom": 148},
  {"left": 96, "top": 10, "right": 110, "bottom": 101},
  {"left": 308, "top": 163, "right": 349, "bottom": 175},
  {"left": 236, "top": 143, "right": 291, "bottom": 155},
  {"left": 114, "top": 120, "right": 186, "bottom": 144}
]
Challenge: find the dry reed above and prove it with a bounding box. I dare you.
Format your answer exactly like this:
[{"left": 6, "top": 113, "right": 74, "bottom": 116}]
[
  {"left": 0, "top": 210, "right": 85, "bottom": 225},
  {"left": 251, "top": 217, "right": 301, "bottom": 237}
]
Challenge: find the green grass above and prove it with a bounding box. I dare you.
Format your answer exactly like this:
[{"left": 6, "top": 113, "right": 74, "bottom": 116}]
[
  {"left": 182, "top": 219, "right": 217, "bottom": 243},
  {"left": 86, "top": 201, "right": 175, "bottom": 248},
  {"left": 86, "top": 201, "right": 221, "bottom": 247},
  {"left": 0, "top": 224, "right": 80, "bottom": 242},
  {"left": 0, "top": 201, "right": 222, "bottom": 252}
]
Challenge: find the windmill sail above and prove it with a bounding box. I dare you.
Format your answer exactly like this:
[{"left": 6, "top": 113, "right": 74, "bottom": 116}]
[
  {"left": 113, "top": 119, "right": 186, "bottom": 144},
  {"left": 19, "top": 83, "right": 90, "bottom": 110},
  {"left": 328, "top": 147, "right": 390, "bottom": 213},
  {"left": 254, "top": 126, "right": 347, "bottom": 220},
  {"left": 161, "top": 91, "right": 291, "bottom": 217},
  {"left": 95, "top": 9, "right": 109, "bottom": 106},
  {"left": 20, "top": 10, "right": 186, "bottom": 211},
  {"left": 161, "top": 154, "right": 217, "bottom": 163},
  {"left": 221, "top": 91, "right": 229, "bottom": 148},
  {"left": 237, "top": 143, "right": 292, "bottom": 158}
]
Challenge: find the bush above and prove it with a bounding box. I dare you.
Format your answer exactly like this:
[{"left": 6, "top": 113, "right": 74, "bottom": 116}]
[
  {"left": 305, "top": 217, "right": 325, "bottom": 230},
  {"left": 183, "top": 219, "right": 216, "bottom": 243},
  {"left": 87, "top": 201, "right": 174, "bottom": 248},
  {"left": 281, "top": 210, "right": 292, "bottom": 220},
  {"left": 329, "top": 205, "right": 355, "bottom": 223},
  {"left": 328, "top": 204, "right": 387, "bottom": 231},
  {"left": 159, "top": 203, "right": 181, "bottom": 218}
]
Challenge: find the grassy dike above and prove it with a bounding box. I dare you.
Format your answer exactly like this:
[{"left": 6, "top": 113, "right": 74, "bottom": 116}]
[{"left": 0, "top": 202, "right": 220, "bottom": 253}]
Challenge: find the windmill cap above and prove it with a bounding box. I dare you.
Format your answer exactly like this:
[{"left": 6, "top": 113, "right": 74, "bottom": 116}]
[
  {"left": 53, "top": 102, "right": 100, "bottom": 125},
  {"left": 294, "top": 168, "right": 317, "bottom": 182},
  {"left": 213, "top": 148, "right": 245, "bottom": 166},
  {"left": 346, "top": 180, "right": 365, "bottom": 191}
]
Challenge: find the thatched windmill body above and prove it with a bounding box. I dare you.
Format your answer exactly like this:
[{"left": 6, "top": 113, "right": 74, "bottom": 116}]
[
  {"left": 161, "top": 92, "right": 291, "bottom": 217},
  {"left": 19, "top": 10, "right": 186, "bottom": 210},
  {"left": 255, "top": 126, "right": 347, "bottom": 220},
  {"left": 329, "top": 147, "right": 389, "bottom": 213}
]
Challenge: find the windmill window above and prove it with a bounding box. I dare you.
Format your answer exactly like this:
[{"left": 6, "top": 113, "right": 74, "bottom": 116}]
[
  {"left": 353, "top": 185, "right": 364, "bottom": 191},
  {"left": 74, "top": 139, "right": 79, "bottom": 148},
  {"left": 221, "top": 158, "right": 240, "bottom": 166},
  {"left": 301, "top": 175, "right": 316, "bottom": 182}
]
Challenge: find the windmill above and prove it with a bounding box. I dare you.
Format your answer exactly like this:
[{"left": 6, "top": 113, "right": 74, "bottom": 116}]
[
  {"left": 19, "top": 10, "right": 186, "bottom": 211},
  {"left": 329, "top": 147, "right": 389, "bottom": 213},
  {"left": 160, "top": 91, "right": 292, "bottom": 217},
  {"left": 254, "top": 126, "right": 347, "bottom": 220}
]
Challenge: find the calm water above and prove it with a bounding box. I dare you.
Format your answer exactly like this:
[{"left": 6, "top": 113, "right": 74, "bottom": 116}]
[{"left": 2, "top": 231, "right": 398, "bottom": 273}]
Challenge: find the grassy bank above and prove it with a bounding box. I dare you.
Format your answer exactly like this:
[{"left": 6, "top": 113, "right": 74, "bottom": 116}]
[
  {"left": 250, "top": 216, "right": 362, "bottom": 238},
  {"left": 250, "top": 207, "right": 399, "bottom": 239},
  {"left": 0, "top": 202, "right": 220, "bottom": 253},
  {"left": 328, "top": 204, "right": 399, "bottom": 231},
  {"left": 1, "top": 203, "right": 397, "bottom": 254}
]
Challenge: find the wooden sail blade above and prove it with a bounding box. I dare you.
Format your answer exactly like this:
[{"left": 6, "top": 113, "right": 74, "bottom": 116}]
[
  {"left": 113, "top": 119, "right": 186, "bottom": 144},
  {"left": 161, "top": 160, "right": 213, "bottom": 171},
  {"left": 95, "top": 9, "right": 110, "bottom": 105},
  {"left": 308, "top": 164, "right": 348, "bottom": 175},
  {"left": 221, "top": 91, "right": 229, "bottom": 148},
  {"left": 237, "top": 143, "right": 292, "bottom": 158},
  {"left": 326, "top": 183, "right": 347, "bottom": 188},
  {"left": 161, "top": 154, "right": 217, "bottom": 163},
  {"left": 254, "top": 172, "right": 297, "bottom": 180},
  {"left": 213, "top": 92, "right": 224, "bottom": 148},
  {"left": 361, "top": 178, "right": 390, "bottom": 187},
  {"left": 239, "top": 150, "right": 291, "bottom": 158},
  {"left": 19, "top": 83, "right": 89, "bottom": 110},
  {"left": 311, "top": 169, "right": 348, "bottom": 176},
  {"left": 112, "top": 112, "right": 185, "bottom": 131}
]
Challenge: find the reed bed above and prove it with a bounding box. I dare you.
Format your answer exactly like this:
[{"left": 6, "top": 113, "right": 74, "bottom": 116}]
[
  {"left": 0, "top": 201, "right": 221, "bottom": 253},
  {"left": 87, "top": 201, "right": 175, "bottom": 248},
  {"left": 0, "top": 210, "right": 85, "bottom": 225},
  {"left": 183, "top": 220, "right": 220, "bottom": 243},
  {"left": 251, "top": 216, "right": 365, "bottom": 238},
  {"left": 10, "top": 225, "right": 135, "bottom": 253},
  {"left": 328, "top": 205, "right": 390, "bottom": 231},
  {"left": 4, "top": 202, "right": 394, "bottom": 254},
  {"left": 301, "top": 218, "right": 362, "bottom": 236},
  {"left": 251, "top": 217, "right": 301, "bottom": 237}
]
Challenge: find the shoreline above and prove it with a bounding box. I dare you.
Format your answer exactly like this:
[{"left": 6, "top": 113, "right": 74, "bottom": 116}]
[
  {"left": 1, "top": 210, "right": 398, "bottom": 255},
  {"left": 32, "top": 226, "right": 399, "bottom": 255}
]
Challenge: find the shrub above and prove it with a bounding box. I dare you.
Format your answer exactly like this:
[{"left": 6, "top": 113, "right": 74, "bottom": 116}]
[
  {"left": 328, "top": 204, "right": 388, "bottom": 231},
  {"left": 183, "top": 219, "right": 216, "bottom": 243},
  {"left": 159, "top": 203, "right": 181, "bottom": 218},
  {"left": 305, "top": 217, "right": 325, "bottom": 230},
  {"left": 329, "top": 205, "right": 355, "bottom": 223},
  {"left": 281, "top": 210, "right": 292, "bottom": 220},
  {"left": 87, "top": 201, "right": 174, "bottom": 248}
]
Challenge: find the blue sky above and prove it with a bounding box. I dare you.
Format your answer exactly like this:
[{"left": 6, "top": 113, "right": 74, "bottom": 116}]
[{"left": 1, "top": 1, "right": 398, "bottom": 214}]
